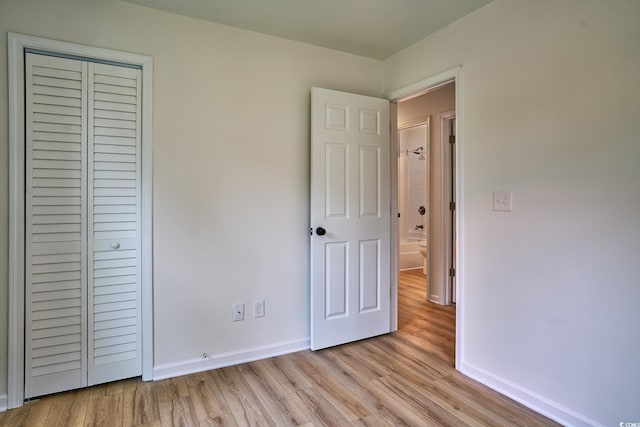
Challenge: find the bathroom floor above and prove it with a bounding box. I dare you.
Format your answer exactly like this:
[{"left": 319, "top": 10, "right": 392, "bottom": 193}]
[{"left": 398, "top": 268, "right": 455, "bottom": 366}]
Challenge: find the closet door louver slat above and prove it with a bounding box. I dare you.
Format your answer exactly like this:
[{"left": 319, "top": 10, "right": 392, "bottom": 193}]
[{"left": 25, "top": 53, "right": 88, "bottom": 398}]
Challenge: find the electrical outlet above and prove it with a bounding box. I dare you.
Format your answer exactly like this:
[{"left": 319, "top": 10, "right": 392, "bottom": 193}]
[
  {"left": 232, "top": 303, "right": 244, "bottom": 321},
  {"left": 253, "top": 299, "right": 265, "bottom": 318}
]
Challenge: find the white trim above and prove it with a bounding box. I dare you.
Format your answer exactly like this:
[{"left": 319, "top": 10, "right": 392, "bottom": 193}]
[
  {"left": 461, "top": 363, "right": 605, "bottom": 427},
  {"left": 385, "top": 68, "right": 457, "bottom": 101},
  {"left": 387, "top": 66, "right": 464, "bottom": 371},
  {"left": 7, "top": 32, "right": 154, "bottom": 408},
  {"left": 0, "top": 395, "right": 7, "bottom": 412},
  {"left": 153, "top": 339, "right": 310, "bottom": 381},
  {"left": 7, "top": 32, "right": 27, "bottom": 411},
  {"left": 389, "top": 102, "right": 399, "bottom": 332},
  {"left": 439, "top": 109, "right": 456, "bottom": 306}
]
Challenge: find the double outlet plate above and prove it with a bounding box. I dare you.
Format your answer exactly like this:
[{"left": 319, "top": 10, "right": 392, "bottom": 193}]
[{"left": 232, "top": 300, "right": 265, "bottom": 321}]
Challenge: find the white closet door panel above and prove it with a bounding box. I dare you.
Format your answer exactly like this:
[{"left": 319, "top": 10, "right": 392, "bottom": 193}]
[
  {"left": 25, "top": 53, "right": 88, "bottom": 398},
  {"left": 88, "top": 62, "right": 142, "bottom": 385}
]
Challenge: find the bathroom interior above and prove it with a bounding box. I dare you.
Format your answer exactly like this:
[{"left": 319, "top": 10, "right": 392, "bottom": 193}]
[
  {"left": 398, "top": 123, "right": 429, "bottom": 274},
  {"left": 397, "top": 81, "right": 455, "bottom": 305}
]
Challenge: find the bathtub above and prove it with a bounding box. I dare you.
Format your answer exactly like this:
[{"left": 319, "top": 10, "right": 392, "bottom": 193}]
[{"left": 399, "top": 239, "right": 426, "bottom": 271}]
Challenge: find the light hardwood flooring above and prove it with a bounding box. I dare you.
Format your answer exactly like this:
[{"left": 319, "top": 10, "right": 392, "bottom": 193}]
[{"left": 1, "top": 269, "right": 558, "bottom": 426}]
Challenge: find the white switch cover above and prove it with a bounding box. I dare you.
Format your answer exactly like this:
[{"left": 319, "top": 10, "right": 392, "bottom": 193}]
[{"left": 493, "top": 191, "right": 512, "bottom": 211}]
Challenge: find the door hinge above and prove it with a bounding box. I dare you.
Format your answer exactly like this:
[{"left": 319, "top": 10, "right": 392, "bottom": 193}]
[
  {"left": 449, "top": 135, "right": 456, "bottom": 144},
  {"left": 449, "top": 201, "right": 456, "bottom": 211},
  {"left": 449, "top": 268, "right": 456, "bottom": 277},
  {"left": 310, "top": 227, "right": 313, "bottom": 235}
]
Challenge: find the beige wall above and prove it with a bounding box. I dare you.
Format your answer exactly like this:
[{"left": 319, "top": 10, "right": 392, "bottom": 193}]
[
  {"left": 398, "top": 83, "right": 455, "bottom": 303},
  {"left": 386, "top": 0, "right": 640, "bottom": 424},
  {"left": 2, "top": 0, "right": 639, "bottom": 423},
  {"left": 0, "top": 0, "right": 384, "bottom": 398}
]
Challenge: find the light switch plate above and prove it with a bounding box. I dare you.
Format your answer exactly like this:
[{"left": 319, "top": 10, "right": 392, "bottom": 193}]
[{"left": 493, "top": 191, "right": 512, "bottom": 211}]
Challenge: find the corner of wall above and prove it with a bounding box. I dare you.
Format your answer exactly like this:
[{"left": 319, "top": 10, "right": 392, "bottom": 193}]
[{"left": 461, "top": 362, "right": 606, "bottom": 427}]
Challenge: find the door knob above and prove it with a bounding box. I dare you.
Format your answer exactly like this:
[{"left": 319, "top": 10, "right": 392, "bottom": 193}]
[
  {"left": 111, "top": 242, "right": 121, "bottom": 249},
  {"left": 315, "top": 227, "right": 326, "bottom": 236}
]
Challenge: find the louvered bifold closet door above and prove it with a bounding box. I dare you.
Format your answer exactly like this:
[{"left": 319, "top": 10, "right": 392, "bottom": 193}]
[
  {"left": 87, "top": 62, "right": 142, "bottom": 384},
  {"left": 25, "top": 53, "right": 142, "bottom": 398},
  {"left": 25, "top": 53, "right": 88, "bottom": 398}
]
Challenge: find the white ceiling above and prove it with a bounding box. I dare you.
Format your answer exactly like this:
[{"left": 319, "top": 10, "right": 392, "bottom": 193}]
[{"left": 122, "top": 0, "right": 492, "bottom": 59}]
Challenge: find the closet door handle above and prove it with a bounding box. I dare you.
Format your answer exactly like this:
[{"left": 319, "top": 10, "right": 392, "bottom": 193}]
[{"left": 111, "top": 242, "right": 121, "bottom": 249}]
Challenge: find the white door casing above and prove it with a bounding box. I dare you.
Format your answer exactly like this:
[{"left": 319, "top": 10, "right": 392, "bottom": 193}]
[
  {"left": 310, "top": 87, "right": 391, "bottom": 350},
  {"left": 9, "top": 32, "right": 153, "bottom": 408},
  {"left": 386, "top": 66, "right": 463, "bottom": 371}
]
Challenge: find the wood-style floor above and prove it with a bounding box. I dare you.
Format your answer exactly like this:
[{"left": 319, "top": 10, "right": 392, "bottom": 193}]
[{"left": 1, "top": 269, "right": 558, "bottom": 426}]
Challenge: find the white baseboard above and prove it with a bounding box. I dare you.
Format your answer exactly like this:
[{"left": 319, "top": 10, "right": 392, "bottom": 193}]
[
  {"left": 153, "top": 338, "right": 310, "bottom": 381},
  {"left": 0, "top": 394, "right": 7, "bottom": 412},
  {"left": 461, "top": 362, "right": 605, "bottom": 427}
]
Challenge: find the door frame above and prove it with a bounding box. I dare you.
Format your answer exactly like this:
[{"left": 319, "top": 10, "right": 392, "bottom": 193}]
[
  {"left": 387, "top": 66, "right": 464, "bottom": 370},
  {"left": 7, "top": 33, "right": 154, "bottom": 409},
  {"left": 440, "top": 110, "right": 456, "bottom": 305}
]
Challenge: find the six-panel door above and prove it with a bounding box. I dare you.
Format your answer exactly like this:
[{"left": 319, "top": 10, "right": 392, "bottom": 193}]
[{"left": 310, "top": 87, "right": 391, "bottom": 350}]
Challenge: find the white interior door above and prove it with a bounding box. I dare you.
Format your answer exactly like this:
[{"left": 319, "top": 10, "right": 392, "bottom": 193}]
[
  {"left": 24, "top": 52, "right": 142, "bottom": 398},
  {"left": 310, "top": 87, "right": 390, "bottom": 350}
]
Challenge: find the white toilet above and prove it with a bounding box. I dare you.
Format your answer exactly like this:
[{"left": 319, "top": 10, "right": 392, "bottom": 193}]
[{"left": 418, "top": 242, "right": 427, "bottom": 274}]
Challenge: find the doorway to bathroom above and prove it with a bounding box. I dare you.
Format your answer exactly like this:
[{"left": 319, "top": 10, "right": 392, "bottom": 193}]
[
  {"left": 396, "top": 81, "right": 455, "bottom": 303},
  {"left": 395, "top": 81, "right": 456, "bottom": 349}
]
